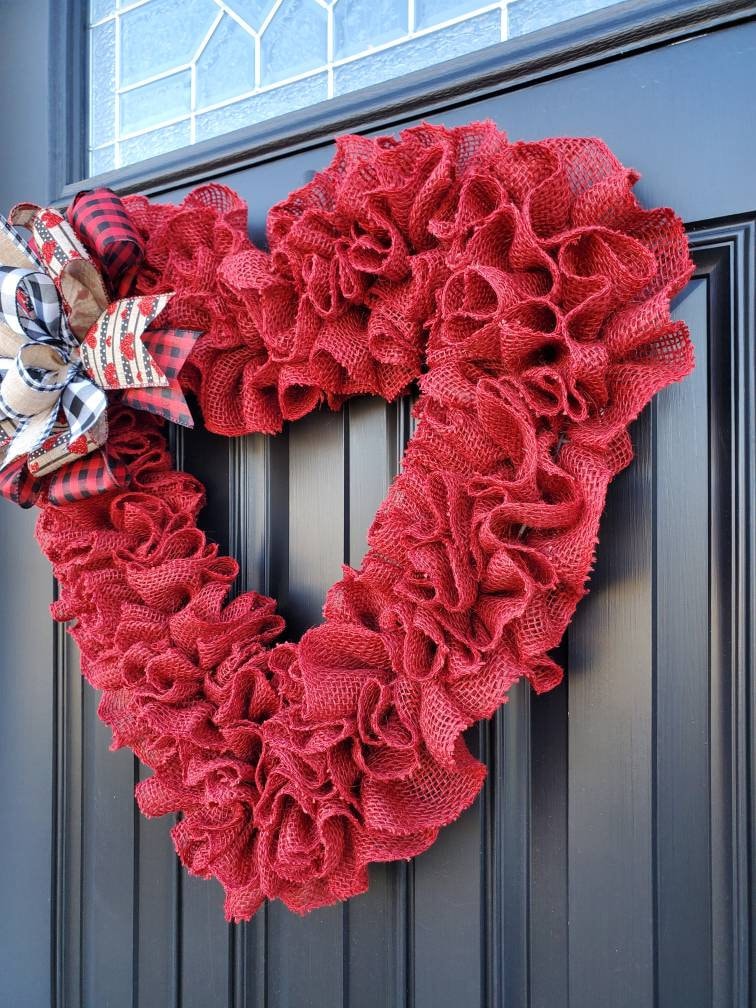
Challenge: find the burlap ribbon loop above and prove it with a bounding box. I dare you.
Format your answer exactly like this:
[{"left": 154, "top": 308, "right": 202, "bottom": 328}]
[
  {"left": 3, "top": 341, "right": 72, "bottom": 415},
  {"left": 9, "top": 202, "right": 110, "bottom": 341},
  {"left": 0, "top": 251, "right": 108, "bottom": 469}
]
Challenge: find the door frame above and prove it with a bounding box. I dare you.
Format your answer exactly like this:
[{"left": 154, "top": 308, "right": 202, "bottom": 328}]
[{"left": 38, "top": 4, "right": 756, "bottom": 1005}]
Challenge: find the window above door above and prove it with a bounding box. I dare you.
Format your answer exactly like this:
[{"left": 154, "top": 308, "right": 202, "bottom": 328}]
[{"left": 88, "top": 0, "right": 621, "bottom": 175}]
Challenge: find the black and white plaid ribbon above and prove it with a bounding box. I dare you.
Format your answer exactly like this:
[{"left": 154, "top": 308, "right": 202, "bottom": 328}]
[{"left": 0, "top": 218, "right": 107, "bottom": 466}]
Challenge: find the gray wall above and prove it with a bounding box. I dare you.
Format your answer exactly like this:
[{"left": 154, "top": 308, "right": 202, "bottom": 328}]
[{"left": 0, "top": 3, "right": 56, "bottom": 1007}]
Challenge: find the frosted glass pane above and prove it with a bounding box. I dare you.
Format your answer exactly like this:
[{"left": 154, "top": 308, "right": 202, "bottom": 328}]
[
  {"left": 120, "top": 71, "right": 191, "bottom": 134},
  {"left": 90, "top": 145, "right": 116, "bottom": 175},
  {"left": 89, "top": 19, "right": 116, "bottom": 147},
  {"left": 195, "top": 74, "right": 329, "bottom": 142},
  {"left": 196, "top": 15, "right": 255, "bottom": 109},
  {"left": 414, "top": 0, "right": 490, "bottom": 31},
  {"left": 260, "top": 0, "right": 328, "bottom": 85},
  {"left": 90, "top": 0, "right": 114, "bottom": 22},
  {"left": 118, "top": 120, "right": 191, "bottom": 164},
  {"left": 334, "top": 0, "right": 407, "bottom": 60},
  {"left": 508, "top": 0, "right": 618, "bottom": 37},
  {"left": 334, "top": 10, "right": 500, "bottom": 95},
  {"left": 223, "top": 0, "right": 277, "bottom": 29},
  {"left": 120, "top": 0, "right": 218, "bottom": 87}
]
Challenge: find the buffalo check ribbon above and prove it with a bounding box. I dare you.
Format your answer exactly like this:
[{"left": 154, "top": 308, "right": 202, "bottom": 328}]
[
  {"left": 68, "top": 189, "right": 145, "bottom": 297},
  {"left": 0, "top": 190, "right": 199, "bottom": 506}
]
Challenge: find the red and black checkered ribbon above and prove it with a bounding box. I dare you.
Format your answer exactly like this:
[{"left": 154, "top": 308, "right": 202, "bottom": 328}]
[
  {"left": 0, "top": 446, "right": 127, "bottom": 508},
  {"left": 46, "top": 448, "right": 128, "bottom": 506},
  {"left": 125, "top": 328, "right": 196, "bottom": 426},
  {"left": 68, "top": 188, "right": 144, "bottom": 297},
  {"left": 0, "top": 456, "right": 37, "bottom": 507}
]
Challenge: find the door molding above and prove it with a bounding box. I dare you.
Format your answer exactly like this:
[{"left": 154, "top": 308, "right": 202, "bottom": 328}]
[{"left": 679, "top": 218, "right": 754, "bottom": 1006}]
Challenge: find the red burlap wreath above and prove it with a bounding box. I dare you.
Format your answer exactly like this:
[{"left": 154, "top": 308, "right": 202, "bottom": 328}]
[{"left": 34, "top": 123, "right": 694, "bottom": 919}]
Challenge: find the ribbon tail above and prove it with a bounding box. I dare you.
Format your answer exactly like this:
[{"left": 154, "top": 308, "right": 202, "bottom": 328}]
[
  {"left": 121, "top": 383, "right": 194, "bottom": 427},
  {"left": 142, "top": 327, "right": 198, "bottom": 381},
  {"left": 0, "top": 456, "right": 38, "bottom": 508},
  {"left": 46, "top": 447, "right": 129, "bottom": 505},
  {"left": 80, "top": 294, "right": 173, "bottom": 392},
  {"left": 61, "top": 376, "right": 107, "bottom": 442},
  {"left": 120, "top": 326, "right": 199, "bottom": 425}
]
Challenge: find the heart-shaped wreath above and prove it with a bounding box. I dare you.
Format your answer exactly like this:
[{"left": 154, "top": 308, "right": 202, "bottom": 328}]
[{"left": 10, "top": 123, "right": 693, "bottom": 920}]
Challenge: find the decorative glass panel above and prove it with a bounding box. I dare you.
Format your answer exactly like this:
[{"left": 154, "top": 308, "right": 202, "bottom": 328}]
[
  {"left": 260, "top": 0, "right": 328, "bottom": 85},
  {"left": 91, "top": 0, "right": 115, "bottom": 22},
  {"left": 196, "top": 15, "right": 255, "bottom": 107},
  {"left": 414, "top": 0, "right": 488, "bottom": 31},
  {"left": 90, "top": 144, "right": 117, "bottom": 175},
  {"left": 89, "top": 19, "right": 116, "bottom": 148},
  {"left": 195, "top": 74, "right": 329, "bottom": 142},
  {"left": 224, "top": 0, "right": 278, "bottom": 29},
  {"left": 89, "top": 0, "right": 622, "bottom": 174},
  {"left": 120, "top": 70, "right": 191, "bottom": 134},
  {"left": 333, "top": 10, "right": 500, "bottom": 95},
  {"left": 508, "top": 0, "right": 615, "bottom": 36},
  {"left": 118, "top": 120, "right": 192, "bottom": 164},
  {"left": 119, "top": 0, "right": 219, "bottom": 86},
  {"left": 333, "top": 0, "right": 407, "bottom": 61}
]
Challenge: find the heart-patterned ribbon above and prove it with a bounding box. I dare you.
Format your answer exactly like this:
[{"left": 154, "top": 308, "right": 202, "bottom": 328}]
[{"left": 0, "top": 190, "right": 199, "bottom": 506}]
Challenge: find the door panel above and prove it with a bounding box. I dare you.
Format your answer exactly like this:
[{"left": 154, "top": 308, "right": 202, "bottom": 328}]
[
  {"left": 0, "top": 8, "right": 753, "bottom": 1008},
  {"left": 654, "top": 276, "right": 712, "bottom": 1006}
]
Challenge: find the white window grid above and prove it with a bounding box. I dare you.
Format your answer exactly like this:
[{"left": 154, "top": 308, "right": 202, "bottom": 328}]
[{"left": 90, "top": 0, "right": 514, "bottom": 170}]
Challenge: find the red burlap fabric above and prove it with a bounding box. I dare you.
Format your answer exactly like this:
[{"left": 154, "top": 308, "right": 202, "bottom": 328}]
[{"left": 34, "top": 123, "right": 693, "bottom": 919}]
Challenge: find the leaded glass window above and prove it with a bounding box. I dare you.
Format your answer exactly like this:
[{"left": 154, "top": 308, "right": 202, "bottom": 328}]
[{"left": 89, "top": 0, "right": 620, "bottom": 174}]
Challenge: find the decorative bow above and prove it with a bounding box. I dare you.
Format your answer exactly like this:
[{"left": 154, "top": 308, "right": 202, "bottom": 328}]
[{"left": 0, "top": 190, "right": 199, "bottom": 507}]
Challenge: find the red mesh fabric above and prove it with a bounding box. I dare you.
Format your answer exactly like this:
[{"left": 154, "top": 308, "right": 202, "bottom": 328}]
[{"left": 34, "top": 122, "right": 694, "bottom": 921}]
